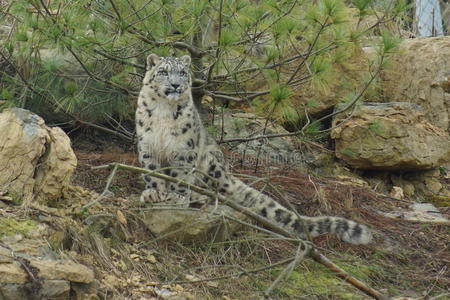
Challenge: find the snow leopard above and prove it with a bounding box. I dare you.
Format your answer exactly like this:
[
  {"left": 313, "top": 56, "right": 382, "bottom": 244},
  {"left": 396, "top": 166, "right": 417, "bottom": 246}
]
[{"left": 135, "top": 53, "right": 373, "bottom": 245}]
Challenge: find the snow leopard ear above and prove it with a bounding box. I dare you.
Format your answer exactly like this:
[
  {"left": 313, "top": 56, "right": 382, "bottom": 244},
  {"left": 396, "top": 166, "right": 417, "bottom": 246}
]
[
  {"left": 146, "top": 53, "right": 161, "bottom": 70},
  {"left": 180, "top": 55, "right": 191, "bottom": 67}
]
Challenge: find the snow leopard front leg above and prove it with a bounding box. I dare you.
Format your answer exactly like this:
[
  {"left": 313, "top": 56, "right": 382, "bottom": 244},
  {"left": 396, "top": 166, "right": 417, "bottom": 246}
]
[
  {"left": 199, "top": 145, "right": 233, "bottom": 196},
  {"left": 138, "top": 139, "right": 169, "bottom": 203},
  {"left": 162, "top": 150, "right": 201, "bottom": 206}
]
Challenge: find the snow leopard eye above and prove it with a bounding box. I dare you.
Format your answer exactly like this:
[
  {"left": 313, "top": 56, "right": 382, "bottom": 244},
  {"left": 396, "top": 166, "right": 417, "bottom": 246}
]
[
  {"left": 179, "top": 70, "right": 187, "bottom": 77},
  {"left": 157, "top": 69, "right": 168, "bottom": 76}
]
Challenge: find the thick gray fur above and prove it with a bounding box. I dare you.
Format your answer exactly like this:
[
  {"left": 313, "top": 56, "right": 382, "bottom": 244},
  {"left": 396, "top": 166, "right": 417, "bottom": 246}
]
[{"left": 136, "top": 54, "right": 373, "bottom": 245}]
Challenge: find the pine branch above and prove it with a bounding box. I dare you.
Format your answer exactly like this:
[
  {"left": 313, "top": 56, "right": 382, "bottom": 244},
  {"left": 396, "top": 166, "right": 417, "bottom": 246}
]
[
  {"left": 217, "top": 55, "right": 384, "bottom": 144},
  {"left": 93, "top": 49, "right": 145, "bottom": 70},
  {"left": 0, "top": 48, "right": 134, "bottom": 142}
]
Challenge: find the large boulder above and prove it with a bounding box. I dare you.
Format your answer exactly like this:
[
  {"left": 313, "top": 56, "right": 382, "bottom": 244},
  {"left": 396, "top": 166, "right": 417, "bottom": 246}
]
[
  {"left": 0, "top": 108, "right": 76, "bottom": 205},
  {"left": 331, "top": 102, "right": 450, "bottom": 171},
  {"left": 379, "top": 36, "right": 450, "bottom": 131}
]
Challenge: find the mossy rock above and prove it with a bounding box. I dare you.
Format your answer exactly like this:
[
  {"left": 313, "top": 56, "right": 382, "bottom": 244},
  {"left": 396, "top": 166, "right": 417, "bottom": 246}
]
[
  {"left": 0, "top": 217, "right": 38, "bottom": 237},
  {"left": 427, "top": 195, "right": 450, "bottom": 207}
]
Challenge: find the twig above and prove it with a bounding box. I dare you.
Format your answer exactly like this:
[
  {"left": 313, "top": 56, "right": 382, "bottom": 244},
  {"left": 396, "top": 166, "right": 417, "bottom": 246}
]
[
  {"left": 205, "top": 0, "right": 224, "bottom": 83},
  {"left": 0, "top": 47, "right": 130, "bottom": 141},
  {"left": 429, "top": 293, "right": 450, "bottom": 300},
  {"left": 33, "top": 0, "right": 135, "bottom": 96},
  {"left": 218, "top": 56, "right": 384, "bottom": 145},
  {"left": 164, "top": 257, "right": 297, "bottom": 285},
  {"left": 81, "top": 163, "right": 119, "bottom": 211},
  {"left": 77, "top": 119, "right": 134, "bottom": 141},
  {"left": 263, "top": 242, "right": 310, "bottom": 299},
  {"left": 126, "top": 27, "right": 207, "bottom": 58},
  {"left": 286, "top": 16, "right": 330, "bottom": 85},
  {"left": 93, "top": 49, "right": 145, "bottom": 70}
]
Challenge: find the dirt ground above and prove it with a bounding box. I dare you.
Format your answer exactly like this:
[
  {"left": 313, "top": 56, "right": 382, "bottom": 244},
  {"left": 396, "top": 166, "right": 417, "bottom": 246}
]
[{"left": 62, "top": 130, "right": 450, "bottom": 300}]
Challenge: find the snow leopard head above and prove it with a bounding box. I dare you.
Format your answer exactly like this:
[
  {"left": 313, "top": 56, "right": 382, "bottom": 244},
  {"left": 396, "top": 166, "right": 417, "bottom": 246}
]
[{"left": 144, "top": 54, "right": 192, "bottom": 101}]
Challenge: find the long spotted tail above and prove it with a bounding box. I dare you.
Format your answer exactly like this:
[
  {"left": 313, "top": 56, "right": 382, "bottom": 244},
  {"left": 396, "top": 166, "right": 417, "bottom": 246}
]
[
  {"left": 299, "top": 216, "right": 372, "bottom": 245},
  {"left": 228, "top": 178, "right": 372, "bottom": 245}
]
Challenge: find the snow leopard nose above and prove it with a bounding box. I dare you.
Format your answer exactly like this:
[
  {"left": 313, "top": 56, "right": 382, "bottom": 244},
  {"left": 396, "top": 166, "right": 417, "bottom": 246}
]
[{"left": 171, "top": 83, "right": 180, "bottom": 90}]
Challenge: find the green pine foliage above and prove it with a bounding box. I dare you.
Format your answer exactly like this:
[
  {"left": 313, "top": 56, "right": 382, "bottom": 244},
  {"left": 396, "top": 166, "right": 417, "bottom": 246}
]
[{"left": 0, "top": 0, "right": 405, "bottom": 133}]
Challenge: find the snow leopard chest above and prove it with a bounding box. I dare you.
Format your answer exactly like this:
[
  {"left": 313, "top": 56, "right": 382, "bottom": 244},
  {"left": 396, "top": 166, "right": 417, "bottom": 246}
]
[{"left": 137, "top": 99, "right": 200, "bottom": 162}]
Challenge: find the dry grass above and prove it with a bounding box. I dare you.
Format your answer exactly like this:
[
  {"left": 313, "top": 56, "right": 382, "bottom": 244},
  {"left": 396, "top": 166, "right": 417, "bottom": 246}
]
[{"left": 52, "top": 141, "right": 450, "bottom": 299}]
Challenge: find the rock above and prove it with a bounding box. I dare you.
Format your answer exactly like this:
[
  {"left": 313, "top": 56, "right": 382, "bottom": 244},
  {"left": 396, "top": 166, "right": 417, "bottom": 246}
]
[
  {"left": 34, "top": 127, "right": 77, "bottom": 205},
  {"left": 1, "top": 237, "right": 46, "bottom": 257},
  {"left": 0, "top": 279, "right": 72, "bottom": 300},
  {"left": 139, "top": 206, "right": 243, "bottom": 242},
  {"left": 390, "top": 169, "right": 448, "bottom": 198},
  {"left": 0, "top": 246, "right": 13, "bottom": 263},
  {"left": 40, "top": 279, "right": 71, "bottom": 300},
  {"left": 428, "top": 195, "right": 450, "bottom": 207},
  {"left": 0, "top": 108, "right": 77, "bottom": 205},
  {"left": 0, "top": 283, "right": 29, "bottom": 300},
  {"left": 390, "top": 186, "right": 404, "bottom": 199},
  {"left": 0, "top": 223, "right": 96, "bottom": 299},
  {"left": 0, "top": 263, "right": 28, "bottom": 284},
  {"left": 331, "top": 102, "right": 450, "bottom": 171},
  {"left": 212, "top": 111, "right": 299, "bottom": 165},
  {"left": 380, "top": 37, "right": 450, "bottom": 131},
  {"left": 30, "top": 259, "right": 95, "bottom": 283},
  {"left": 71, "top": 281, "right": 99, "bottom": 300},
  {"left": 379, "top": 203, "right": 449, "bottom": 224}
]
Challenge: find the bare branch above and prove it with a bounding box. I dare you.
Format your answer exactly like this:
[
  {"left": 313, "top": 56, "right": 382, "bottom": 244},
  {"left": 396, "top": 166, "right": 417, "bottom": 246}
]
[{"left": 93, "top": 49, "right": 145, "bottom": 70}]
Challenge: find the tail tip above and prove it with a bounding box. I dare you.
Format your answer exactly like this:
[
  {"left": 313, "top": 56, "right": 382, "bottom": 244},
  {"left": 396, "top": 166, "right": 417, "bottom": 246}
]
[{"left": 341, "top": 225, "right": 373, "bottom": 245}]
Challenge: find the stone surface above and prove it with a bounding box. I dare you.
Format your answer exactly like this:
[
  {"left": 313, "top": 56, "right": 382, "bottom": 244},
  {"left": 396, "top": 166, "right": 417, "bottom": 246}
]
[
  {"left": 140, "top": 206, "right": 242, "bottom": 242},
  {"left": 0, "top": 108, "right": 77, "bottom": 205},
  {"left": 380, "top": 203, "right": 449, "bottom": 224},
  {"left": 212, "top": 111, "right": 300, "bottom": 165},
  {"left": 30, "top": 259, "right": 95, "bottom": 283},
  {"left": 0, "top": 283, "right": 29, "bottom": 300},
  {"left": 390, "top": 169, "right": 449, "bottom": 198},
  {"left": 389, "top": 186, "right": 405, "bottom": 199},
  {"left": 331, "top": 102, "right": 450, "bottom": 171},
  {"left": 0, "top": 222, "right": 95, "bottom": 299},
  {"left": 71, "top": 281, "right": 99, "bottom": 300},
  {"left": 380, "top": 36, "right": 450, "bottom": 131},
  {"left": 40, "top": 279, "right": 71, "bottom": 300},
  {"left": 0, "top": 263, "right": 28, "bottom": 284}
]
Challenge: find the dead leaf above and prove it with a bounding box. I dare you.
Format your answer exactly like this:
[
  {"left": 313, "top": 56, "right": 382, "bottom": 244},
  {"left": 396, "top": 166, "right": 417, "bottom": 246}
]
[
  {"left": 147, "top": 254, "right": 157, "bottom": 264},
  {"left": 117, "top": 210, "right": 127, "bottom": 225},
  {"left": 206, "top": 281, "right": 219, "bottom": 288},
  {"left": 185, "top": 274, "right": 201, "bottom": 281}
]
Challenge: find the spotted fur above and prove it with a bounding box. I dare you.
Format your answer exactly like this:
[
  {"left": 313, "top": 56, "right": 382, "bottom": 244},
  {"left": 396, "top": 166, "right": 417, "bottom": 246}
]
[{"left": 136, "top": 54, "right": 373, "bottom": 245}]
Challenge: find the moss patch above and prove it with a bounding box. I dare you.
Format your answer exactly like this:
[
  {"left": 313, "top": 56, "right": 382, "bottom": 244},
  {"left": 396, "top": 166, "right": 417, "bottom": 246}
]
[
  {"left": 0, "top": 217, "right": 37, "bottom": 237},
  {"left": 261, "top": 257, "right": 386, "bottom": 299}
]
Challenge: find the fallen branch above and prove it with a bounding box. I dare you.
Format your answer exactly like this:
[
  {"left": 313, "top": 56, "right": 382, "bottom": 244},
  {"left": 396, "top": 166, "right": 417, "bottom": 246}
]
[
  {"left": 91, "top": 162, "right": 387, "bottom": 299},
  {"left": 263, "top": 242, "right": 309, "bottom": 299}
]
